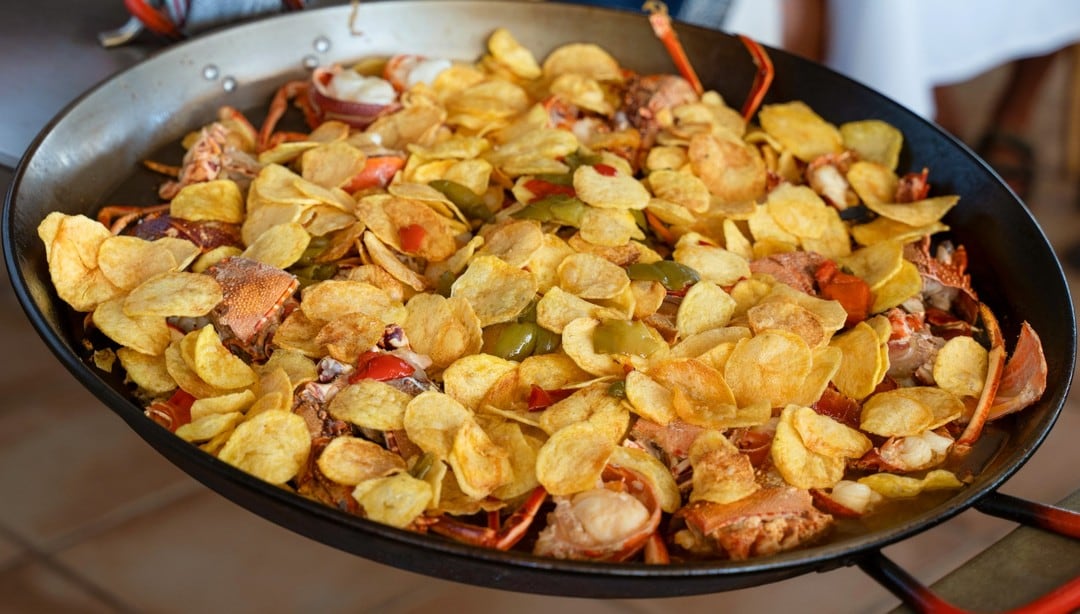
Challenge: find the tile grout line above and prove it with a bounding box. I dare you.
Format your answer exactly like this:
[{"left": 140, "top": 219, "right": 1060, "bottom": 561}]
[
  {"left": 0, "top": 522, "right": 135, "bottom": 613},
  {"left": 39, "top": 478, "right": 205, "bottom": 555}
]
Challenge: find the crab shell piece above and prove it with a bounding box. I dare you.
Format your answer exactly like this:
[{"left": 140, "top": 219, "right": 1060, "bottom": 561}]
[
  {"left": 533, "top": 465, "right": 663, "bottom": 562},
  {"left": 672, "top": 485, "right": 833, "bottom": 561},
  {"left": 205, "top": 256, "right": 299, "bottom": 361}
]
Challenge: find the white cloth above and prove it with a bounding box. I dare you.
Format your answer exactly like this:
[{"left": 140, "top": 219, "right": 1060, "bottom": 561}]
[{"left": 724, "top": 0, "right": 1080, "bottom": 118}]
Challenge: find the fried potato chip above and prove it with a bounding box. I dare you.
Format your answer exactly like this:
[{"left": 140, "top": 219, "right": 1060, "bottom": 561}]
[
  {"left": 92, "top": 297, "right": 171, "bottom": 356},
  {"left": 645, "top": 145, "right": 688, "bottom": 172},
  {"left": 579, "top": 207, "right": 644, "bottom": 247},
  {"left": 451, "top": 255, "right": 538, "bottom": 326},
  {"left": 488, "top": 27, "right": 542, "bottom": 79},
  {"left": 97, "top": 235, "right": 178, "bottom": 291},
  {"left": 190, "top": 389, "right": 256, "bottom": 421},
  {"left": 672, "top": 238, "right": 750, "bottom": 287},
  {"left": 765, "top": 183, "right": 832, "bottom": 240},
  {"left": 689, "top": 430, "right": 759, "bottom": 504},
  {"left": 170, "top": 179, "right": 245, "bottom": 223},
  {"left": 218, "top": 410, "right": 310, "bottom": 484},
  {"left": 316, "top": 312, "right": 386, "bottom": 363},
  {"left": 272, "top": 309, "right": 325, "bottom": 357},
  {"left": 258, "top": 348, "right": 318, "bottom": 388},
  {"left": 318, "top": 436, "right": 407, "bottom": 486},
  {"left": 192, "top": 324, "right": 257, "bottom": 389},
  {"left": 865, "top": 195, "right": 960, "bottom": 227},
  {"left": 517, "top": 352, "right": 591, "bottom": 393},
  {"left": 352, "top": 473, "right": 433, "bottom": 528},
  {"left": 448, "top": 418, "right": 513, "bottom": 499},
  {"left": 687, "top": 130, "right": 767, "bottom": 204},
  {"left": 116, "top": 347, "right": 176, "bottom": 395},
  {"left": 850, "top": 216, "right": 949, "bottom": 247},
  {"left": 747, "top": 300, "right": 826, "bottom": 349},
  {"left": 758, "top": 101, "right": 843, "bottom": 162},
  {"left": 403, "top": 293, "right": 483, "bottom": 369},
  {"left": 43, "top": 213, "right": 124, "bottom": 311},
  {"left": 549, "top": 73, "right": 614, "bottom": 115},
  {"left": 676, "top": 280, "right": 737, "bottom": 338},
  {"left": 489, "top": 421, "right": 541, "bottom": 500},
  {"left": 484, "top": 128, "right": 579, "bottom": 176},
  {"left": 609, "top": 446, "right": 681, "bottom": 513},
  {"left": 329, "top": 379, "right": 412, "bottom": 431},
  {"left": 858, "top": 469, "right": 963, "bottom": 499},
  {"left": 860, "top": 389, "right": 934, "bottom": 437},
  {"left": 542, "top": 42, "right": 623, "bottom": 82},
  {"left": 557, "top": 252, "right": 630, "bottom": 300},
  {"left": 163, "top": 340, "right": 225, "bottom": 399},
  {"left": 846, "top": 160, "right": 898, "bottom": 207},
  {"left": 792, "top": 346, "right": 843, "bottom": 407},
  {"left": 872, "top": 259, "right": 923, "bottom": 313},
  {"left": 443, "top": 353, "right": 518, "bottom": 409},
  {"left": 124, "top": 272, "right": 223, "bottom": 318},
  {"left": 362, "top": 231, "right": 427, "bottom": 291},
  {"left": 538, "top": 382, "right": 629, "bottom": 443},
  {"left": 648, "top": 169, "right": 710, "bottom": 213},
  {"left": 771, "top": 405, "right": 846, "bottom": 489},
  {"left": 841, "top": 240, "right": 904, "bottom": 291},
  {"left": 830, "top": 321, "right": 887, "bottom": 400},
  {"left": 841, "top": 119, "right": 903, "bottom": 170},
  {"left": 301, "top": 141, "right": 367, "bottom": 189},
  {"left": 932, "top": 336, "right": 988, "bottom": 398},
  {"left": 726, "top": 330, "right": 812, "bottom": 408},
  {"left": 535, "top": 421, "right": 614, "bottom": 496},
  {"left": 403, "top": 391, "right": 473, "bottom": 457},
  {"left": 651, "top": 358, "right": 737, "bottom": 428},
  {"left": 561, "top": 317, "right": 625, "bottom": 376},
  {"left": 573, "top": 164, "right": 651, "bottom": 210},
  {"left": 477, "top": 219, "right": 544, "bottom": 267},
  {"left": 670, "top": 326, "right": 751, "bottom": 359},
  {"left": 892, "top": 386, "right": 966, "bottom": 429},
  {"left": 624, "top": 369, "right": 676, "bottom": 425},
  {"left": 176, "top": 411, "right": 243, "bottom": 444},
  {"left": 242, "top": 221, "right": 311, "bottom": 269},
  {"left": 790, "top": 405, "right": 872, "bottom": 458}
]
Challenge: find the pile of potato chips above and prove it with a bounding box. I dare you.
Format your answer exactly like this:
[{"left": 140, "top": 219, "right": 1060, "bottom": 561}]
[{"left": 38, "top": 27, "right": 1032, "bottom": 562}]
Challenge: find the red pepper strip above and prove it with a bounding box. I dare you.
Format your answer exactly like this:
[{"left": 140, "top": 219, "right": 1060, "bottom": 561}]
[
  {"left": 145, "top": 389, "right": 195, "bottom": 433},
  {"left": 349, "top": 350, "right": 415, "bottom": 383},
  {"left": 738, "top": 34, "right": 775, "bottom": 122},
  {"left": 593, "top": 163, "right": 618, "bottom": 177},
  {"left": 527, "top": 385, "right": 574, "bottom": 412},
  {"left": 399, "top": 224, "right": 426, "bottom": 254},
  {"left": 344, "top": 156, "right": 406, "bottom": 192},
  {"left": 814, "top": 260, "right": 872, "bottom": 327},
  {"left": 645, "top": 1, "right": 704, "bottom": 96},
  {"left": 523, "top": 178, "right": 576, "bottom": 201}
]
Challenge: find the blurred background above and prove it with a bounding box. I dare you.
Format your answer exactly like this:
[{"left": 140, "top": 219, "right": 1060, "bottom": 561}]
[{"left": 2, "top": 1, "right": 1078, "bottom": 612}]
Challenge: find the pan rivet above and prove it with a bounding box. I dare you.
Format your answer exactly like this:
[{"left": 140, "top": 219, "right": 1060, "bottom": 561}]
[
  {"left": 202, "top": 64, "right": 220, "bottom": 80},
  {"left": 313, "top": 36, "right": 331, "bottom": 53},
  {"left": 303, "top": 54, "right": 319, "bottom": 69},
  {"left": 222, "top": 76, "right": 237, "bottom": 92}
]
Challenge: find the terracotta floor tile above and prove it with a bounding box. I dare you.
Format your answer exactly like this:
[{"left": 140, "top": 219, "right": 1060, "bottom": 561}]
[
  {"left": 0, "top": 559, "right": 121, "bottom": 613},
  {"left": 0, "top": 531, "right": 25, "bottom": 571},
  {"left": 55, "top": 489, "right": 433, "bottom": 614},
  {"left": 0, "top": 383, "right": 199, "bottom": 550}
]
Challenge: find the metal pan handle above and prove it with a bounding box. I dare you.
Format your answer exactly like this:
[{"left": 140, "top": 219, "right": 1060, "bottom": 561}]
[{"left": 858, "top": 493, "right": 1080, "bottom": 613}]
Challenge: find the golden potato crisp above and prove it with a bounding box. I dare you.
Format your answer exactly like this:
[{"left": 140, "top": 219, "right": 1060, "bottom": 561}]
[
  {"left": 858, "top": 469, "right": 963, "bottom": 499},
  {"left": 689, "top": 430, "right": 759, "bottom": 504},
  {"left": 535, "top": 421, "right": 614, "bottom": 496},
  {"left": 830, "top": 321, "right": 887, "bottom": 400},
  {"left": 557, "top": 252, "right": 630, "bottom": 300},
  {"left": 758, "top": 101, "right": 843, "bottom": 162},
  {"left": 403, "top": 391, "right": 473, "bottom": 457},
  {"left": 170, "top": 179, "right": 245, "bottom": 223},
  {"left": 352, "top": 473, "right": 433, "bottom": 528},
  {"left": 443, "top": 354, "right": 518, "bottom": 409},
  {"left": 124, "top": 272, "right": 223, "bottom": 318},
  {"left": 488, "top": 27, "right": 542, "bottom": 79},
  {"left": 448, "top": 419, "right": 512, "bottom": 499},
  {"left": 771, "top": 405, "right": 846, "bottom": 489},
  {"left": 865, "top": 195, "right": 960, "bottom": 227},
  {"left": 116, "top": 347, "right": 175, "bottom": 395},
  {"left": 624, "top": 369, "right": 676, "bottom": 425},
  {"left": 218, "top": 410, "right": 311, "bottom": 485},
  {"left": 651, "top": 359, "right": 737, "bottom": 428},
  {"left": 97, "top": 235, "right": 178, "bottom": 291},
  {"left": 192, "top": 324, "right": 257, "bottom": 389},
  {"left": 860, "top": 389, "right": 934, "bottom": 437},
  {"left": 451, "top": 255, "right": 538, "bottom": 327},
  {"left": 676, "top": 280, "right": 736, "bottom": 338},
  {"left": 840, "top": 119, "right": 903, "bottom": 170},
  {"left": 725, "top": 330, "right": 812, "bottom": 408},
  {"left": 329, "top": 379, "right": 412, "bottom": 431},
  {"left": 542, "top": 42, "right": 622, "bottom": 82},
  {"left": 933, "top": 336, "right": 989, "bottom": 398},
  {"left": 790, "top": 405, "right": 872, "bottom": 458},
  {"left": 92, "top": 297, "right": 171, "bottom": 356},
  {"left": 317, "top": 436, "right": 407, "bottom": 486},
  {"left": 609, "top": 446, "right": 681, "bottom": 513}
]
